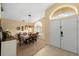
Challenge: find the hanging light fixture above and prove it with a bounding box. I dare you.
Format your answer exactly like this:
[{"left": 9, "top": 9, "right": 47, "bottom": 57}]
[
  {"left": 27, "top": 14, "right": 31, "bottom": 32},
  {"left": 25, "top": 13, "right": 33, "bottom": 32},
  {"left": 25, "top": 14, "right": 31, "bottom": 32}
]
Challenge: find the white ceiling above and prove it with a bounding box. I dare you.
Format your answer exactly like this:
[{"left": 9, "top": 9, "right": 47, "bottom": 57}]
[{"left": 1, "top": 3, "right": 53, "bottom": 23}]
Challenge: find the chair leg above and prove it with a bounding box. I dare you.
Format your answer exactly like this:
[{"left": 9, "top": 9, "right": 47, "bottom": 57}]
[
  {"left": 29, "top": 40, "right": 31, "bottom": 45},
  {"left": 25, "top": 40, "right": 28, "bottom": 44},
  {"left": 34, "top": 38, "right": 37, "bottom": 41}
]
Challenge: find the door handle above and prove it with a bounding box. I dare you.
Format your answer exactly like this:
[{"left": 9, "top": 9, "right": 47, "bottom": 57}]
[{"left": 61, "top": 31, "right": 63, "bottom": 37}]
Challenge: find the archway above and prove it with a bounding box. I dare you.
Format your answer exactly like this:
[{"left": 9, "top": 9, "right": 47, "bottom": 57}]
[
  {"left": 34, "top": 21, "right": 43, "bottom": 39},
  {"left": 34, "top": 21, "right": 42, "bottom": 33}
]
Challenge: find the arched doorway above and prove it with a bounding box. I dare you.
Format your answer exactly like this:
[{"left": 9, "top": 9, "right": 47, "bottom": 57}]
[
  {"left": 34, "top": 21, "right": 43, "bottom": 39},
  {"left": 48, "top": 5, "right": 78, "bottom": 53}
]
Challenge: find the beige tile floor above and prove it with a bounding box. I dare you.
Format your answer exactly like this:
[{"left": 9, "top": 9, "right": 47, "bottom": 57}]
[{"left": 34, "top": 45, "right": 78, "bottom": 56}]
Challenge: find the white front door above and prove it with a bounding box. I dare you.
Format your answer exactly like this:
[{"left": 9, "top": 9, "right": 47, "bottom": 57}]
[
  {"left": 61, "top": 16, "right": 77, "bottom": 53},
  {"left": 49, "top": 19, "right": 61, "bottom": 48},
  {"left": 78, "top": 16, "right": 79, "bottom": 55}
]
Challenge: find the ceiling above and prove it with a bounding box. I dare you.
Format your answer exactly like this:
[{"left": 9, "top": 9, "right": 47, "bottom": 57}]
[{"left": 1, "top": 3, "right": 53, "bottom": 23}]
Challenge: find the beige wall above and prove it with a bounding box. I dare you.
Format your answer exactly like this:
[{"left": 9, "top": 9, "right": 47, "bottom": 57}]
[
  {"left": 1, "top": 19, "right": 34, "bottom": 35},
  {"left": 40, "top": 17, "right": 49, "bottom": 41}
]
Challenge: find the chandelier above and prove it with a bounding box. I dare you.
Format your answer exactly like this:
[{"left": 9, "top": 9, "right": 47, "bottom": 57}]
[
  {"left": 25, "top": 14, "right": 33, "bottom": 32},
  {"left": 16, "top": 13, "right": 33, "bottom": 33}
]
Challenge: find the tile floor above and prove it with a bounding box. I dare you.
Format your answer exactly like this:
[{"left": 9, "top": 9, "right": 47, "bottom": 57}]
[{"left": 34, "top": 45, "right": 78, "bottom": 56}]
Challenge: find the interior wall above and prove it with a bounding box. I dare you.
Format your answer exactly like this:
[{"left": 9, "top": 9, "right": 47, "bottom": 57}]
[
  {"left": 1, "top": 19, "right": 34, "bottom": 35},
  {"left": 40, "top": 17, "right": 49, "bottom": 41}
]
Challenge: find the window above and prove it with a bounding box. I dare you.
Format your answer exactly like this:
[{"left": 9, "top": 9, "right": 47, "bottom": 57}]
[
  {"left": 53, "top": 12, "right": 75, "bottom": 19},
  {"left": 34, "top": 22, "right": 42, "bottom": 34}
]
